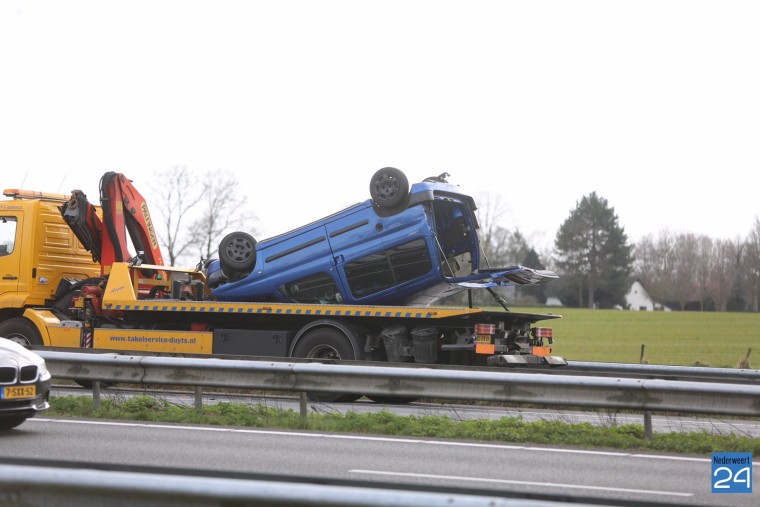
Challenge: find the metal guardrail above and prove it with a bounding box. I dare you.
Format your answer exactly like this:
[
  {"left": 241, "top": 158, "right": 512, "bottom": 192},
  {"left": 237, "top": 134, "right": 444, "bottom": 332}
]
[
  {"left": 22, "top": 353, "right": 759, "bottom": 506},
  {"left": 0, "top": 463, "right": 586, "bottom": 507},
  {"left": 37, "top": 351, "right": 760, "bottom": 418},
  {"left": 556, "top": 361, "right": 760, "bottom": 384}
]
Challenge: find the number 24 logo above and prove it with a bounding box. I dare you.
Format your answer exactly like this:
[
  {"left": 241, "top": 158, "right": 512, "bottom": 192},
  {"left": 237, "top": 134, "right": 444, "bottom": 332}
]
[{"left": 713, "top": 466, "right": 751, "bottom": 489}]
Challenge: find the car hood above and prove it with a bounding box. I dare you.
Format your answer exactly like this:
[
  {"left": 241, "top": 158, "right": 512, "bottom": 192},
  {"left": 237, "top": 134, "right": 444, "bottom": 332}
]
[
  {"left": 0, "top": 337, "right": 45, "bottom": 367},
  {"left": 453, "top": 265, "right": 559, "bottom": 288}
]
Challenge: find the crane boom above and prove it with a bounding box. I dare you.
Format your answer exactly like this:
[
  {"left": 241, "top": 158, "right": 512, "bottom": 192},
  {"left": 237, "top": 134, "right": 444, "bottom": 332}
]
[{"left": 59, "top": 172, "right": 164, "bottom": 275}]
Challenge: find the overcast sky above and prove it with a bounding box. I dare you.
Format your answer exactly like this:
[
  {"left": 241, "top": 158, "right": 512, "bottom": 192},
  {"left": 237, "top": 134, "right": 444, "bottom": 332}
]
[{"left": 1, "top": 1, "right": 758, "bottom": 254}]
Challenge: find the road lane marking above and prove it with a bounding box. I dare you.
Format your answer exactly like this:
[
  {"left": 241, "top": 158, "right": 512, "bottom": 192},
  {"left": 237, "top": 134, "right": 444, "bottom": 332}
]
[
  {"left": 32, "top": 418, "right": 709, "bottom": 463},
  {"left": 349, "top": 470, "right": 694, "bottom": 497}
]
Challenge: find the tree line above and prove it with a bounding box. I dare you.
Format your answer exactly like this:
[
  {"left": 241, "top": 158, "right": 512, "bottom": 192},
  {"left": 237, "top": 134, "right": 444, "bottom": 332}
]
[
  {"left": 478, "top": 191, "right": 760, "bottom": 312},
  {"left": 633, "top": 228, "right": 760, "bottom": 312}
]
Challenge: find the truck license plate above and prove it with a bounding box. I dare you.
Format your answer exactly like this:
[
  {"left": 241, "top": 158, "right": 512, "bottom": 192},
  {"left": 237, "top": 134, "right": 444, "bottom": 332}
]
[{"left": 2, "top": 385, "right": 36, "bottom": 399}]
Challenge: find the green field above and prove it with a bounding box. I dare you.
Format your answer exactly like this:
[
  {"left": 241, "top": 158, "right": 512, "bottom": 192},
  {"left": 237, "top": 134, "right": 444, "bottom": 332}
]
[{"left": 514, "top": 307, "right": 760, "bottom": 368}]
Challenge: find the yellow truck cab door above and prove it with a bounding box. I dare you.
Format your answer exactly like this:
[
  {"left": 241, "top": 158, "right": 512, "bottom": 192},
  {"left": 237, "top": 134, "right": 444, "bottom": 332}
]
[{"left": 0, "top": 213, "right": 21, "bottom": 302}]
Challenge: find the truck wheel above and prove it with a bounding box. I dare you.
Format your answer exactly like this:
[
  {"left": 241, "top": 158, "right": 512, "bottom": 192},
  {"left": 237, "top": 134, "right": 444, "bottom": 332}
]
[
  {"left": 0, "top": 415, "right": 28, "bottom": 431},
  {"left": 292, "top": 328, "right": 361, "bottom": 403},
  {"left": 218, "top": 231, "right": 257, "bottom": 276},
  {"left": 370, "top": 167, "right": 409, "bottom": 209},
  {"left": 0, "top": 318, "right": 43, "bottom": 347}
]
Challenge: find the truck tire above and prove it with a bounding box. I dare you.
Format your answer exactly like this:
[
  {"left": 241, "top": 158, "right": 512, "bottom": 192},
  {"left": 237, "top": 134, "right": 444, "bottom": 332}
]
[
  {"left": 292, "top": 328, "right": 361, "bottom": 403},
  {"left": 0, "top": 318, "right": 43, "bottom": 347},
  {"left": 370, "top": 167, "right": 409, "bottom": 209},
  {"left": 218, "top": 231, "right": 257, "bottom": 277}
]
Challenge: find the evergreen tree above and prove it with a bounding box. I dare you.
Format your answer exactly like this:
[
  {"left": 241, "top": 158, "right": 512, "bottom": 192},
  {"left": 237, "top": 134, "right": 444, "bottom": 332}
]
[{"left": 554, "top": 192, "right": 633, "bottom": 309}]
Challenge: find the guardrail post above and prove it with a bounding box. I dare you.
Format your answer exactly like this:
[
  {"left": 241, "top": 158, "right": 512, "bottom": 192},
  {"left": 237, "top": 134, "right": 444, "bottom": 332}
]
[
  {"left": 92, "top": 381, "right": 101, "bottom": 410},
  {"left": 643, "top": 410, "right": 652, "bottom": 439},
  {"left": 299, "top": 392, "right": 308, "bottom": 422},
  {"left": 194, "top": 386, "right": 203, "bottom": 411}
]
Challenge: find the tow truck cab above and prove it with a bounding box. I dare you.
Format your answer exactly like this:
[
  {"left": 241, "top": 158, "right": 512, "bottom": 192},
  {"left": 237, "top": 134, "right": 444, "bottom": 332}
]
[{"left": 0, "top": 190, "right": 99, "bottom": 311}]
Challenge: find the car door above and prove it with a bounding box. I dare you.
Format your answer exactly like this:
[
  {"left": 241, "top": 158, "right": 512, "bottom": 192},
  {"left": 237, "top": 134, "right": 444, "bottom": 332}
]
[
  {"left": 323, "top": 205, "right": 384, "bottom": 303},
  {"left": 328, "top": 204, "right": 435, "bottom": 304}
]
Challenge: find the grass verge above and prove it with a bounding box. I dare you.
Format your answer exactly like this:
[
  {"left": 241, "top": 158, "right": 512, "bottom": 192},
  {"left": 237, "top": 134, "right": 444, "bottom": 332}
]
[
  {"left": 48, "top": 395, "right": 760, "bottom": 455},
  {"left": 515, "top": 306, "right": 759, "bottom": 367}
]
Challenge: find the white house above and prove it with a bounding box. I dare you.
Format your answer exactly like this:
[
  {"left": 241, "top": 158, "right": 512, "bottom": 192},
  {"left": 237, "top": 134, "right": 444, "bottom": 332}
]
[{"left": 625, "top": 279, "right": 670, "bottom": 311}]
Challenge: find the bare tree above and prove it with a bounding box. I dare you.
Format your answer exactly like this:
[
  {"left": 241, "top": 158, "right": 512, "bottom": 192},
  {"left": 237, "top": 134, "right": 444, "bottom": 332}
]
[
  {"left": 745, "top": 218, "right": 760, "bottom": 311},
  {"left": 192, "top": 170, "right": 258, "bottom": 262},
  {"left": 149, "top": 167, "right": 259, "bottom": 267},
  {"left": 475, "top": 191, "right": 509, "bottom": 265},
  {"left": 694, "top": 235, "right": 713, "bottom": 311},
  {"left": 636, "top": 230, "right": 747, "bottom": 312},
  {"left": 671, "top": 233, "right": 699, "bottom": 311},
  {"left": 475, "top": 191, "right": 529, "bottom": 267},
  {"left": 151, "top": 166, "right": 204, "bottom": 266},
  {"left": 634, "top": 230, "right": 677, "bottom": 306},
  {"left": 705, "top": 238, "right": 742, "bottom": 311}
]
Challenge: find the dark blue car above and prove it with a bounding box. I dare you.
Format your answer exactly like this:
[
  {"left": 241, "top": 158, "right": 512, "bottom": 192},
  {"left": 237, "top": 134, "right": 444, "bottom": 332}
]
[{"left": 206, "top": 168, "right": 556, "bottom": 305}]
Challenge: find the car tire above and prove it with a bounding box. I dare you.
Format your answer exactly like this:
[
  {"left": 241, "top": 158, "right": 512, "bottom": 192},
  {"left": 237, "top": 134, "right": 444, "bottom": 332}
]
[
  {"left": 0, "top": 318, "right": 43, "bottom": 347},
  {"left": 370, "top": 167, "right": 409, "bottom": 209},
  {"left": 218, "top": 232, "right": 257, "bottom": 277},
  {"left": 292, "top": 328, "right": 362, "bottom": 403},
  {"left": 0, "top": 415, "right": 28, "bottom": 431}
]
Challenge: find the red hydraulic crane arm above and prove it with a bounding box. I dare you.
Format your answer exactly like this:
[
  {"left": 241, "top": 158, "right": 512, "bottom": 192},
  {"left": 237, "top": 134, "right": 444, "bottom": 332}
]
[
  {"left": 99, "top": 172, "right": 164, "bottom": 268},
  {"left": 60, "top": 172, "right": 164, "bottom": 275}
]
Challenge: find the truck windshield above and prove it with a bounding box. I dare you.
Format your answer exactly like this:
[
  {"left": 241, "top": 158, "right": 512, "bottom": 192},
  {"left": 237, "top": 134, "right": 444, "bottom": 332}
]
[{"left": 431, "top": 200, "right": 477, "bottom": 279}]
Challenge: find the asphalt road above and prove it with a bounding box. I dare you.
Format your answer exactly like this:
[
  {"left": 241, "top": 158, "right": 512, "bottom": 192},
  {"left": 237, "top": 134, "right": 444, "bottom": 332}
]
[{"left": 2, "top": 417, "right": 756, "bottom": 506}]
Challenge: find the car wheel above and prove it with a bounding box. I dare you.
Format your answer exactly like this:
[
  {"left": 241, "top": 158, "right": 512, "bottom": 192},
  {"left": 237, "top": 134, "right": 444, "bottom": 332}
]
[
  {"left": 292, "top": 328, "right": 362, "bottom": 403},
  {"left": 370, "top": 167, "right": 409, "bottom": 209},
  {"left": 0, "top": 415, "right": 28, "bottom": 431},
  {"left": 218, "top": 232, "right": 257, "bottom": 277},
  {"left": 0, "top": 318, "right": 43, "bottom": 347}
]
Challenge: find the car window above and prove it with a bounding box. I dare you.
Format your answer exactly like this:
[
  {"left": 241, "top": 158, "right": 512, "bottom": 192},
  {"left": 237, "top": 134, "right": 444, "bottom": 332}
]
[
  {"left": 388, "top": 238, "right": 431, "bottom": 283},
  {"left": 280, "top": 272, "right": 343, "bottom": 304},
  {"left": 345, "top": 238, "right": 431, "bottom": 298},
  {"left": 0, "top": 217, "right": 17, "bottom": 256},
  {"left": 345, "top": 251, "right": 394, "bottom": 297}
]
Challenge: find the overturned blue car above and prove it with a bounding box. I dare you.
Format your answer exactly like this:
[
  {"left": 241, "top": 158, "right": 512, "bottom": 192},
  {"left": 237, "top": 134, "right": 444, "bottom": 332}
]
[{"left": 206, "top": 168, "right": 557, "bottom": 307}]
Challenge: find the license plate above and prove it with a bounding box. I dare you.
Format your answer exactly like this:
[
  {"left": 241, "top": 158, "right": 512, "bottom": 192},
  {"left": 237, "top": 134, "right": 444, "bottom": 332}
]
[
  {"left": 474, "top": 334, "right": 492, "bottom": 344},
  {"left": 2, "top": 385, "right": 36, "bottom": 399}
]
